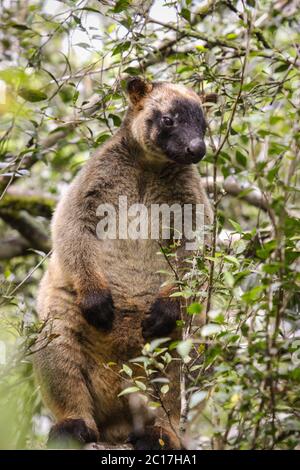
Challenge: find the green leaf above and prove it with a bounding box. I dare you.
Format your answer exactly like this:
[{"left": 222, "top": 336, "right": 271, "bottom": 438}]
[
  {"left": 242, "top": 285, "right": 264, "bottom": 302},
  {"left": 18, "top": 88, "right": 47, "bottom": 102},
  {"left": 229, "top": 219, "right": 242, "bottom": 233},
  {"left": 181, "top": 8, "right": 191, "bottom": 22},
  {"left": 148, "top": 401, "right": 161, "bottom": 408},
  {"left": 160, "top": 385, "right": 169, "bottom": 395},
  {"left": 73, "top": 15, "right": 82, "bottom": 25},
  {"left": 224, "top": 271, "right": 234, "bottom": 287},
  {"left": 226, "top": 33, "right": 238, "bottom": 40},
  {"left": 118, "top": 386, "right": 140, "bottom": 397},
  {"left": 112, "top": 41, "right": 131, "bottom": 56},
  {"left": 122, "top": 364, "right": 133, "bottom": 377},
  {"left": 230, "top": 127, "right": 238, "bottom": 135},
  {"left": 96, "top": 133, "right": 110, "bottom": 144},
  {"left": 75, "top": 42, "right": 91, "bottom": 50},
  {"left": 177, "top": 339, "right": 193, "bottom": 358},
  {"left": 72, "top": 90, "right": 79, "bottom": 104},
  {"left": 135, "top": 380, "right": 146, "bottom": 391},
  {"left": 109, "top": 113, "right": 122, "bottom": 127},
  {"left": 123, "top": 67, "right": 140, "bottom": 75},
  {"left": 195, "top": 45, "right": 208, "bottom": 52},
  {"left": 275, "top": 63, "right": 290, "bottom": 73},
  {"left": 224, "top": 255, "right": 240, "bottom": 267},
  {"left": 146, "top": 337, "right": 171, "bottom": 352},
  {"left": 9, "top": 22, "right": 30, "bottom": 30},
  {"left": 236, "top": 150, "right": 247, "bottom": 168},
  {"left": 201, "top": 323, "right": 222, "bottom": 337},
  {"left": 113, "top": 0, "right": 130, "bottom": 13},
  {"left": 187, "top": 302, "right": 203, "bottom": 315}
]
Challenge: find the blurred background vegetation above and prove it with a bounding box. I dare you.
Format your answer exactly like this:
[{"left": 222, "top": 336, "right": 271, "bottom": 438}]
[{"left": 0, "top": 0, "right": 299, "bottom": 449}]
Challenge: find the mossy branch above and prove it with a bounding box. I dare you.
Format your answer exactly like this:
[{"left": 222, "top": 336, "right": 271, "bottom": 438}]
[
  {"left": 202, "top": 175, "right": 268, "bottom": 211},
  {"left": 0, "top": 189, "right": 56, "bottom": 218}
]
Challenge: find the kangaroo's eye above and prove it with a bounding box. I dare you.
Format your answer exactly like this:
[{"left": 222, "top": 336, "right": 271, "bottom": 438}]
[{"left": 162, "top": 116, "right": 174, "bottom": 127}]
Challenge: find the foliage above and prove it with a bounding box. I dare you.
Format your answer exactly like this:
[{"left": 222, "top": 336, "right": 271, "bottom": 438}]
[{"left": 0, "top": 0, "right": 299, "bottom": 449}]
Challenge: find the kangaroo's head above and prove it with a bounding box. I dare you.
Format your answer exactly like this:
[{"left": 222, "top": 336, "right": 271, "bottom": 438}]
[{"left": 124, "top": 77, "right": 212, "bottom": 165}]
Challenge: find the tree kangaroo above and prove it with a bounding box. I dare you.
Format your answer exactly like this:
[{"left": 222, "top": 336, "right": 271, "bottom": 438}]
[{"left": 34, "top": 78, "right": 213, "bottom": 450}]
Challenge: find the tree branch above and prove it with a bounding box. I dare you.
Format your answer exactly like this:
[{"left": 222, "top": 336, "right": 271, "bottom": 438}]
[
  {"left": 0, "top": 210, "right": 51, "bottom": 253},
  {"left": 0, "top": 236, "right": 30, "bottom": 260},
  {"left": 0, "top": 188, "right": 56, "bottom": 218},
  {"left": 202, "top": 175, "right": 268, "bottom": 211}
]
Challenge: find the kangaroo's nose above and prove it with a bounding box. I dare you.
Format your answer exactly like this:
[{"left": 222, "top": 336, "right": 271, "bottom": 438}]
[{"left": 186, "top": 138, "right": 206, "bottom": 162}]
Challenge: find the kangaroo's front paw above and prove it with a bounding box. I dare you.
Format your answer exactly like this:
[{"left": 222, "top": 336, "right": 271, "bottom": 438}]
[
  {"left": 80, "top": 290, "right": 114, "bottom": 330},
  {"left": 127, "top": 425, "right": 180, "bottom": 450},
  {"left": 142, "top": 297, "right": 180, "bottom": 340},
  {"left": 48, "top": 418, "right": 98, "bottom": 449}
]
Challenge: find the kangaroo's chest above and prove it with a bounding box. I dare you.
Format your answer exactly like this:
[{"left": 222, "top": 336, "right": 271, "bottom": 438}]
[{"left": 94, "top": 167, "right": 201, "bottom": 310}]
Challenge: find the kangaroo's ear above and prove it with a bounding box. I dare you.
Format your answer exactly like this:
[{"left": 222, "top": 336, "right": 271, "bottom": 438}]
[
  {"left": 199, "top": 92, "right": 218, "bottom": 106},
  {"left": 126, "top": 77, "right": 153, "bottom": 105}
]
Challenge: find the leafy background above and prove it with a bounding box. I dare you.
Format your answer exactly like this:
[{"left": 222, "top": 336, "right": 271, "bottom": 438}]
[{"left": 0, "top": 0, "right": 299, "bottom": 449}]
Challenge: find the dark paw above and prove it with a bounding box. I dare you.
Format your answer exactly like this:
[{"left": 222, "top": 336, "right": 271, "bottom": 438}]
[
  {"left": 127, "top": 426, "right": 179, "bottom": 450},
  {"left": 48, "top": 419, "right": 98, "bottom": 449},
  {"left": 80, "top": 290, "right": 114, "bottom": 330},
  {"left": 142, "top": 297, "right": 180, "bottom": 340}
]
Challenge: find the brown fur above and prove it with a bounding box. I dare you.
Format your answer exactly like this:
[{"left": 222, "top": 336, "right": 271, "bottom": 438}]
[{"left": 33, "top": 79, "right": 213, "bottom": 449}]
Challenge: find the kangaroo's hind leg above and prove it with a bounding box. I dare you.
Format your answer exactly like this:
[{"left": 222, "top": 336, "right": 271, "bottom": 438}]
[
  {"left": 127, "top": 366, "right": 181, "bottom": 450},
  {"left": 33, "top": 274, "right": 99, "bottom": 448}
]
